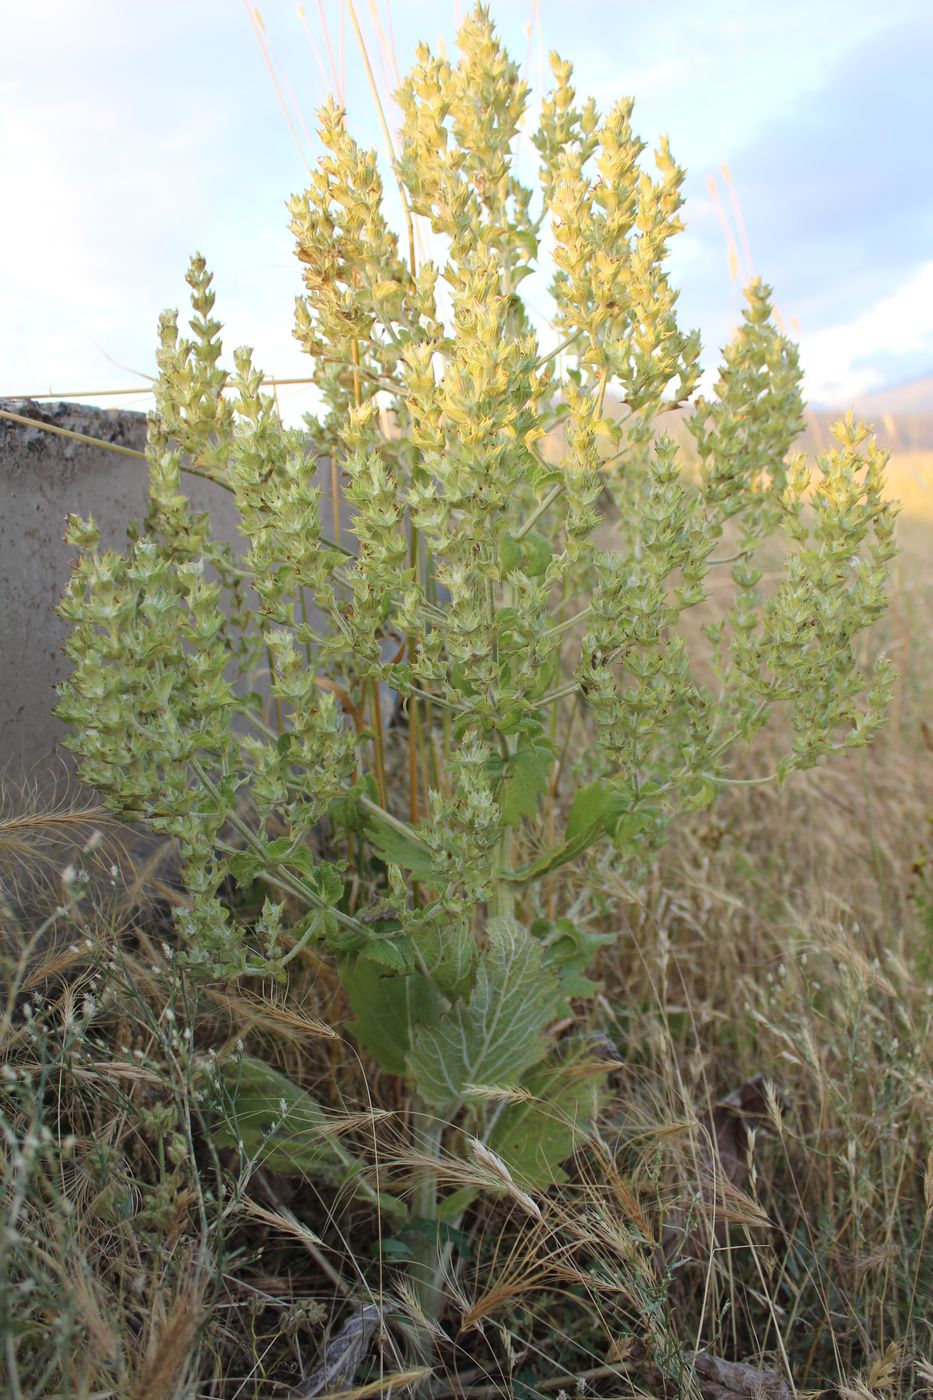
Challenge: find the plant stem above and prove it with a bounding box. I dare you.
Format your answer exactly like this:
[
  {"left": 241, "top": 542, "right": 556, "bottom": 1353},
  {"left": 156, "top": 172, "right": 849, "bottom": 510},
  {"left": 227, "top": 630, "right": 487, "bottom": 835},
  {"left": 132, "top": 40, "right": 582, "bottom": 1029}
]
[
  {"left": 190, "top": 758, "right": 369, "bottom": 937},
  {"left": 369, "top": 678, "right": 388, "bottom": 807},
  {"left": 532, "top": 330, "right": 583, "bottom": 370},
  {"left": 543, "top": 605, "right": 592, "bottom": 639},
  {"left": 411, "top": 1102, "right": 445, "bottom": 1331},
  {"left": 513, "top": 482, "right": 564, "bottom": 541},
  {"left": 492, "top": 573, "right": 518, "bottom": 921}
]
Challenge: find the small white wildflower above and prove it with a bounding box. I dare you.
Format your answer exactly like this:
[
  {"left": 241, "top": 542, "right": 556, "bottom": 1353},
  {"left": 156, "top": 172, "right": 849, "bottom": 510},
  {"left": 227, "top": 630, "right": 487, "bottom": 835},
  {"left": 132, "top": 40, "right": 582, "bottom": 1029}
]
[{"left": 61, "top": 864, "right": 77, "bottom": 886}]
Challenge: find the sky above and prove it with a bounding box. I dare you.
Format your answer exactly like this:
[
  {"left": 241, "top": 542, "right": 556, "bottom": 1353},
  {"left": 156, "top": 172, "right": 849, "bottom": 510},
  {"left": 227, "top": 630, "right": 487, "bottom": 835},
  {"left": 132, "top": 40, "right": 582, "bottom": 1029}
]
[{"left": 2, "top": 0, "right": 932, "bottom": 424}]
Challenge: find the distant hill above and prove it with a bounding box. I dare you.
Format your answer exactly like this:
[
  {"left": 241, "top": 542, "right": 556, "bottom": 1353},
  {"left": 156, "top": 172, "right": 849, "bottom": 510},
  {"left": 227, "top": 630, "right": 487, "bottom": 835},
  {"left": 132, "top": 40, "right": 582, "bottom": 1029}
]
[
  {"left": 847, "top": 373, "right": 933, "bottom": 419},
  {"left": 604, "top": 373, "right": 933, "bottom": 457},
  {"left": 805, "top": 372, "right": 933, "bottom": 453}
]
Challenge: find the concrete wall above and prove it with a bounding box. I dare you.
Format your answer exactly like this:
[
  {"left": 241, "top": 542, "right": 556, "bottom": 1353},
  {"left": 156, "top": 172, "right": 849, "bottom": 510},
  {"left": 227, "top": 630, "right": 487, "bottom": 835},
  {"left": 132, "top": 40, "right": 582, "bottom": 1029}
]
[{"left": 0, "top": 399, "right": 337, "bottom": 790}]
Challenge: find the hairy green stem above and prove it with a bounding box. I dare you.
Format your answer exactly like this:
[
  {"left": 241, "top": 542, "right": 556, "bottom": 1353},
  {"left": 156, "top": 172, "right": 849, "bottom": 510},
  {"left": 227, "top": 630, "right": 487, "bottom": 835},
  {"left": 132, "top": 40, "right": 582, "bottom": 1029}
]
[
  {"left": 411, "top": 1104, "right": 446, "bottom": 1331},
  {"left": 513, "top": 482, "right": 564, "bottom": 541}
]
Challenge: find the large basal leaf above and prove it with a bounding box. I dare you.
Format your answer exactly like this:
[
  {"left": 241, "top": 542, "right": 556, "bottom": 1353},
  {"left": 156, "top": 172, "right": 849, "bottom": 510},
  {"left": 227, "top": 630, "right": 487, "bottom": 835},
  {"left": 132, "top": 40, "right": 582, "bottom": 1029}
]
[
  {"left": 341, "top": 956, "right": 448, "bottom": 1075},
  {"left": 487, "top": 1050, "right": 611, "bottom": 1190},
  {"left": 207, "top": 1055, "right": 406, "bottom": 1219},
  {"left": 208, "top": 1055, "right": 348, "bottom": 1176},
  {"left": 406, "top": 916, "right": 561, "bottom": 1112},
  {"left": 419, "top": 919, "right": 477, "bottom": 999}
]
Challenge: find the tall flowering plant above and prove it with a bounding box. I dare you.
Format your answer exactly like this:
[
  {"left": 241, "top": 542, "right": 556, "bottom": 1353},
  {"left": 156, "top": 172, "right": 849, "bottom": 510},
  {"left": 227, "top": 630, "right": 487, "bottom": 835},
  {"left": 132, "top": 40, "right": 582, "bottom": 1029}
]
[{"left": 57, "top": 4, "right": 896, "bottom": 1301}]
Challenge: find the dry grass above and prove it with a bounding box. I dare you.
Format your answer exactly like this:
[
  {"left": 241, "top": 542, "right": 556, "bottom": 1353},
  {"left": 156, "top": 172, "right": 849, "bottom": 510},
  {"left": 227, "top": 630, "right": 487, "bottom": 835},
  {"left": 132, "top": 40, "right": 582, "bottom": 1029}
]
[{"left": 885, "top": 452, "right": 933, "bottom": 522}]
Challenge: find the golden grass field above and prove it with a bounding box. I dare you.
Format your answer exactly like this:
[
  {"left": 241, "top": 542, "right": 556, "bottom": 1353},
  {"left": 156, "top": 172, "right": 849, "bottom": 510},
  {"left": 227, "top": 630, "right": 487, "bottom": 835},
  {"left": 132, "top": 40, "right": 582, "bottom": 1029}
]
[{"left": 885, "top": 451, "right": 933, "bottom": 521}]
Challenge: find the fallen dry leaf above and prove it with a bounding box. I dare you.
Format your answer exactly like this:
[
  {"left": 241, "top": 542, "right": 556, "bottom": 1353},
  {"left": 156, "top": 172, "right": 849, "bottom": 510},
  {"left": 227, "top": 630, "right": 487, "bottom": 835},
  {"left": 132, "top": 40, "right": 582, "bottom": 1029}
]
[
  {"left": 297, "top": 1303, "right": 383, "bottom": 1398},
  {"left": 689, "top": 1349, "right": 795, "bottom": 1400}
]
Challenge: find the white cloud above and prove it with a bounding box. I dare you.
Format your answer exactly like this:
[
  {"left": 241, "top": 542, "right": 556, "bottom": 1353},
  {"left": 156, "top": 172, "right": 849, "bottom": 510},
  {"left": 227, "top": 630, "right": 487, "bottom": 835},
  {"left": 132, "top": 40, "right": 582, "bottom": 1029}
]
[{"left": 798, "top": 261, "right": 933, "bottom": 405}]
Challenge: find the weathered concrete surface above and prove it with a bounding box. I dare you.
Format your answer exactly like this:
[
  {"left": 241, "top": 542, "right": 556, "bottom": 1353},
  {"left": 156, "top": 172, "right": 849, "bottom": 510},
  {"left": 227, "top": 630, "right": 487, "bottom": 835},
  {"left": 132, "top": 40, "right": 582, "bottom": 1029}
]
[
  {"left": 2, "top": 400, "right": 148, "bottom": 782},
  {"left": 0, "top": 400, "right": 262, "bottom": 786},
  {"left": 0, "top": 400, "right": 401, "bottom": 808}
]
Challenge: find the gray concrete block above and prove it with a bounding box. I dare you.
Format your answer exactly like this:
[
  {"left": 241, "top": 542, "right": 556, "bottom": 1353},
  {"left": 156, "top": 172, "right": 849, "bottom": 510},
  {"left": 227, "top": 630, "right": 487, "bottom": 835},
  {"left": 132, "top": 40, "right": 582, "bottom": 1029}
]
[
  {"left": 2, "top": 399, "right": 150, "bottom": 783},
  {"left": 0, "top": 399, "right": 343, "bottom": 789}
]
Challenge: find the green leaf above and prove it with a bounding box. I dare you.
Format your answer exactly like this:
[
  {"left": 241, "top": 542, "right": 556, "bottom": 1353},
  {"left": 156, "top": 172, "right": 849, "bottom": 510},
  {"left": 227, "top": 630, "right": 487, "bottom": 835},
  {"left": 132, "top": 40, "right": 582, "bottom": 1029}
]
[
  {"left": 285, "top": 841, "right": 319, "bottom": 881},
  {"left": 407, "top": 917, "right": 561, "bottom": 1111},
  {"left": 564, "top": 780, "right": 629, "bottom": 843},
  {"left": 361, "top": 935, "right": 416, "bottom": 974},
  {"left": 208, "top": 1055, "right": 336, "bottom": 1176},
  {"left": 328, "top": 775, "right": 379, "bottom": 833},
  {"left": 498, "top": 739, "right": 554, "bottom": 826},
  {"left": 499, "top": 536, "right": 522, "bottom": 574},
  {"left": 229, "top": 838, "right": 345, "bottom": 909},
  {"left": 366, "top": 816, "right": 436, "bottom": 880},
  {"left": 488, "top": 1051, "right": 610, "bottom": 1190},
  {"left": 264, "top": 836, "right": 297, "bottom": 863},
  {"left": 314, "top": 860, "right": 345, "bottom": 904},
  {"left": 227, "top": 850, "right": 264, "bottom": 885},
  {"left": 521, "top": 531, "right": 553, "bottom": 577},
  {"left": 207, "top": 1056, "right": 407, "bottom": 1220},
  {"left": 507, "top": 781, "right": 631, "bottom": 884},
  {"left": 206, "top": 1055, "right": 396, "bottom": 1222},
  {"left": 499, "top": 531, "right": 553, "bottom": 579},
  {"left": 341, "top": 957, "right": 447, "bottom": 1075},
  {"left": 533, "top": 917, "right": 615, "bottom": 1014},
  {"left": 419, "top": 920, "right": 477, "bottom": 998},
  {"left": 378, "top": 1236, "right": 414, "bottom": 1261}
]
